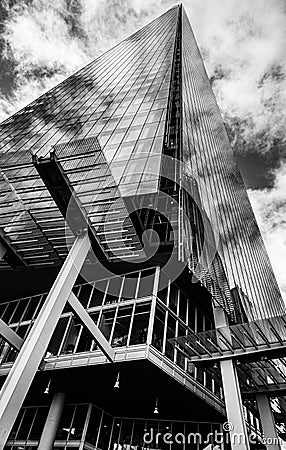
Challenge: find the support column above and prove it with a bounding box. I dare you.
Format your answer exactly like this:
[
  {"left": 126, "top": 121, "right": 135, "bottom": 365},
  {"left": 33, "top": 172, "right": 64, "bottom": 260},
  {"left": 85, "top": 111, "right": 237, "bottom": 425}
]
[
  {"left": 0, "top": 231, "right": 90, "bottom": 448},
  {"left": 38, "top": 392, "right": 66, "bottom": 450},
  {"left": 256, "top": 393, "right": 281, "bottom": 450},
  {"left": 213, "top": 305, "right": 249, "bottom": 450}
]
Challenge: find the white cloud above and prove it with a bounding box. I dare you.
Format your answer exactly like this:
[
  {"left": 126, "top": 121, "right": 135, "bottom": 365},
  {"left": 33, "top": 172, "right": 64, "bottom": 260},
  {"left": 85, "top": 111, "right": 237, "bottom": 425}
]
[{"left": 248, "top": 163, "right": 286, "bottom": 301}]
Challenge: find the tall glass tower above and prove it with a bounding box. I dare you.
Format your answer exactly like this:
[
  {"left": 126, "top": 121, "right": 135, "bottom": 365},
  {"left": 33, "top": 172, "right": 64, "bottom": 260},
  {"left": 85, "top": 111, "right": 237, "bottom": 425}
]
[{"left": 0, "top": 4, "right": 284, "bottom": 449}]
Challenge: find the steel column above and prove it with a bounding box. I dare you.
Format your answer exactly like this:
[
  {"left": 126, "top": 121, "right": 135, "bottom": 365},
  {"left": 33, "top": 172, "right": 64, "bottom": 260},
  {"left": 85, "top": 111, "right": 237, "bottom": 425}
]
[
  {"left": 0, "top": 319, "right": 23, "bottom": 351},
  {"left": 256, "top": 393, "right": 281, "bottom": 450},
  {"left": 213, "top": 305, "right": 249, "bottom": 450},
  {"left": 0, "top": 231, "right": 90, "bottom": 448},
  {"left": 38, "top": 392, "right": 66, "bottom": 450}
]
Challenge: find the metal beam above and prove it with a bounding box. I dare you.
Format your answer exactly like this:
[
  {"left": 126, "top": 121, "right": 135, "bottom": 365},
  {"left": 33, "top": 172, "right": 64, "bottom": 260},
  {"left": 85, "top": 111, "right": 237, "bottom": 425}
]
[
  {"left": 0, "top": 319, "right": 23, "bottom": 351},
  {"left": 213, "top": 305, "right": 249, "bottom": 450},
  {"left": 68, "top": 292, "right": 115, "bottom": 362},
  {"left": 0, "top": 230, "right": 90, "bottom": 448}
]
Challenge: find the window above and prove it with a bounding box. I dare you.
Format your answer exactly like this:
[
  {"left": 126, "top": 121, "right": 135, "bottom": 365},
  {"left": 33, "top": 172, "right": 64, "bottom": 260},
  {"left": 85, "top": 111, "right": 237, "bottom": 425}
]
[
  {"left": 89, "top": 280, "right": 108, "bottom": 308},
  {"left": 97, "top": 412, "right": 113, "bottom": 450},
  {"left": 78, "top": 284, "right": 93, "bottom": 308},
  {"left": 124, "top": 125, "right": 142, "bottom": 142},
  {"left": 169, "top": 285, "right": 178, "bottom": 313},
  {"left": 179, "top": 291, "right": 187, "bottom": 323},
  {"left": 132, "top": 139, "right": 153, "bottom": 159},
  {"left": 47, "top": 317, "right": 69, "bottom": 356},
  {"left": 130, "top": 303, "right": 150, "bottom": 345},
  {"left": 146, "top": 108, "right": 163, "bottom": 123},
  {"left": 140, "top": 123, "right": 158, "bottom": 139},
  {"left": 121, "top": 272, "right": 138, "bottom": 300},
  {"left": 165, "top": 313, "right": 176, "bottom": 361},
  {"left": 105, "top": 277, "right": 123, "bottom": 304},
  {"left": 99, "top": 309, "right": 116, "bottom": 341},
  {"left": 188, "top": 301, "right": 196, "bottom": 331},
  {"left": 62, "top": 318, "right": 80, "bottom": 354},
  {"left": 111, "top": 306, "right": 133, "bottom": 347},
  {"left": 77, "top": 312, "right": 99, "bottom": 352},
  {"left": 137, "top": 268, "right": 155, "bottom": 298},
  {"left": 152, "top": 305, "right": 165, "bottom": 351},
  {"left": 108, "top": 128, "right": 127, "bottom": 145},
  {"left": 114, "top": 142, "right": 135, "bottom": 161},
  {"left": 86, "top": 406, "right": 103, "bottom": 445},
  {"left": 121, "top": 158, "right": 145, "bottom": 184}
]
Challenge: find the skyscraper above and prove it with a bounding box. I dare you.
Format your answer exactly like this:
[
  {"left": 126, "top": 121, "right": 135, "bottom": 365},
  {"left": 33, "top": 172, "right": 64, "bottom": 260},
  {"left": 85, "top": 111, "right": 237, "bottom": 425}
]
[{"left": 0, "top": 4, "right": 284, "bottom": 449}]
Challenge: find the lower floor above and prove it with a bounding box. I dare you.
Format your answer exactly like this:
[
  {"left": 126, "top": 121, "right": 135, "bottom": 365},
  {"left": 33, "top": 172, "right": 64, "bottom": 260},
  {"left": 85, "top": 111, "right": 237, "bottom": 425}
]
[{"left": 5, "top": 402, "right": 224, "bottom": 450}]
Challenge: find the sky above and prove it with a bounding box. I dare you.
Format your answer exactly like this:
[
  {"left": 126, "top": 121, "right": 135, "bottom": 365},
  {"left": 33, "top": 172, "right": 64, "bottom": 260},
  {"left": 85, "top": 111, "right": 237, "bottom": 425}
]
[{"left": 0, "top": 0, "right": 285, "bottom": 300}]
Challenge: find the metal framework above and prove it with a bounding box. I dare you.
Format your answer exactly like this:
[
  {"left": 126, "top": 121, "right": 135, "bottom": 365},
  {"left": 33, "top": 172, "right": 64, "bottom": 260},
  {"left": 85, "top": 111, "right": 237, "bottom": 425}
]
[{"left": 0, "top": 231, "right": 91, "bottom": 447}]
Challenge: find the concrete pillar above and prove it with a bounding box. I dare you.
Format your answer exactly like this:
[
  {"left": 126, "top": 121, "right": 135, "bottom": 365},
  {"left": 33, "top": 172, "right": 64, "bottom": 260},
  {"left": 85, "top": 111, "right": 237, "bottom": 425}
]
[
  {"left": 256, "top": 394, "right": 281, "bottom": 450},
  {"left": 38, "top": 392, "right": 66, "bottom": 450},
  {"left": 213, "top": 305, "right": 249, "bottom": 450}
]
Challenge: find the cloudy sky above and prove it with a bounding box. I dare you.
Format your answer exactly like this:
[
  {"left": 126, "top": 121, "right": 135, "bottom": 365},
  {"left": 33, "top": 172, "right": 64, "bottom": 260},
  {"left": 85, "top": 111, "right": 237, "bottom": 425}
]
[{"left": 0, "top": 0, "right": 285, "bottom": 300}]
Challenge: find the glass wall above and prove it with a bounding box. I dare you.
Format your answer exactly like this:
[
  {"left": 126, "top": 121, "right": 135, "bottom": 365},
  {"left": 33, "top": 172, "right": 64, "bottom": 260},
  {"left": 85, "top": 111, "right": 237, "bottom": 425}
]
[
  {"left": 6, "top": 402, "right": 224, "bottom": 450},
  {"left": 0, "top": 268, "right": 156, "bottom": 364},
  {"left": 152, "top": 271, "right": 222, "bottom": 400}
]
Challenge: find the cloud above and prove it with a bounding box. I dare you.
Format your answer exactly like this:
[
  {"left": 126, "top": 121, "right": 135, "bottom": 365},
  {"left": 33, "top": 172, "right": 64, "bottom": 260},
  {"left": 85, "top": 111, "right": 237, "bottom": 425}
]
[{"left": 248, "top": 163, "right": 286, "bottom": 300}]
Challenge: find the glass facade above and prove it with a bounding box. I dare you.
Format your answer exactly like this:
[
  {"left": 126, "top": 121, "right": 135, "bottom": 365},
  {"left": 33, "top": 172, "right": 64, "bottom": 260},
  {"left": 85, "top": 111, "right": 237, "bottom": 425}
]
[
  {"left": 180, "top": 8, "right": 284, "bottom": 319},
  {"left": 6, "top": 402, "right": 224, "bottom": 450}
]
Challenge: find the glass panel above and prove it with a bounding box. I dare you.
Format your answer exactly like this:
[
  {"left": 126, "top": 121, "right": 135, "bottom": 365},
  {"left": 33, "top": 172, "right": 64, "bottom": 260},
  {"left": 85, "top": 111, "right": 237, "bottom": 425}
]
[
  {"left": 86, "top": 406, "right": 102, "bottom": 445},
  {"left": 179, "top": 291, "right": 187, "bottom": 323},
  {"left": 97, "top": 412, "right": 113, "bottom": 450},
  {"left": 29, "top": 407, "right": 49, "bottom": 439},
  {"left": 130, "top": 303, "right": 150, "bottom": 345},
  {"left": 118, "top": 418, "right": 133, "bottom": 447},
  {"left": 121, "top": 272, "right": 139, "bottom": 301},
  {"left": 78, "top": 284, "right": 93, "bottom": 308},
  {"left": 137, "top": 268, "right": 155, "bottom": 298},
  {"left": 105, "top": 277, "right": 123, "bottom": 305},
  {"left": 62, "top": 319, "right": 80, "bottom": 354},
  {"left": 188, "top": 301, "right": 196, "bottom": 331},
  {"left": 197, "top": 310, "right": 204, "bottom": 332},
  {"left": 47, "top": 317, "right": 69, "bottom": 356},
  {"left": 165, "top": 313, "right": 176, "bottom": 361},
  {"left": 169, "top": 285, "right": 178, "bottom": 313},
  {"left": 99, "top": 309, "right": 116, "bottom": 341},
  {"left": 89, "top": 280, "right": 107, "bottom": 308},
  {"left": 152, "top": 305, "right": 165, "bottom": 352},
  {"left": 16, "top": 408, "right": 36, "bottom": 440},
  {"left": 132, "top": 420, "right": 146, "bottom": 448},
  {"left": 69, "top": 404, "right": 88, "bottom": 439},
  {"left": 10, "top": 300, "right": 27, "bottom": 324},
  {"left": 111, "top": 306, "right": 132, "bottom": 347}
]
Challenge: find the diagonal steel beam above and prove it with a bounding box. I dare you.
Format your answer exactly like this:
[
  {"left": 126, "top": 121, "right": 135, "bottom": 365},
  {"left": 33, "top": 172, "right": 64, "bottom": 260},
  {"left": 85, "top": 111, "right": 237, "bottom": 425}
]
[
  {"left": 0, "top": 320, "right": 23, "bottom": 351},
  {"left": 0, "top": 230, "right": 90, "bottom": 448},
  {"left": 67, "top": 292, "right": 115, "bottom": 362}
]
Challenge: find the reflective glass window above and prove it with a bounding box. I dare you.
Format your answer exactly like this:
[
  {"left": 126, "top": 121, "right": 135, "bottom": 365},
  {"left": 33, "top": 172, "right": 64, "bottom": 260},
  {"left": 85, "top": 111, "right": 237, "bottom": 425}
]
[
  {"left": 130, "top": 303, "right": 150, "bottom": 345},
  {"left": 112, "top": 306, "right": 133, "bottom": 347},
  {"left": 99, "top": 309, "right": 116, "bottom": 341}
]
